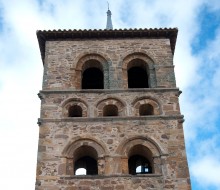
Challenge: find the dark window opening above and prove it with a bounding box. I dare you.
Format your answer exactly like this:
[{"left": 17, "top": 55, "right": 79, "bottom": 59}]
[
  {"left": 129, "top": 155, "right": 152, "bottom": 175},
  {"left": 139, "top": 104, "right": 154, "bottom": 116},
  {"left": 82, "top": 67, "right": 104, "bottom": 89},
  {"left": 74, "top": 156, "right": 98, "bottom": 175},
  {"left": 68, "top": 105, "right": 82, "bottom": 117},
  {"left": 103, "top": 105, "right": 118, "bottom": 116},
  {"left": 128, "top": 67, "right": 149, "bottom": 88}
]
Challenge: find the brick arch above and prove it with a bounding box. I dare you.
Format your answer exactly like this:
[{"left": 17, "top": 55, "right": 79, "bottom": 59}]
[
  {"left": 61, "top": 98, "right": 88, "bottom": 117},
  {"left": 116, "top": 136, "right": 163, "bottom": 157},
  {"left": 74, "top": 53, "right": 110, "bottom": 89},
  {"left": 121, "top": 52, "right": 157, "bottom": 88},
  {"left": 132, "top": 96, "right": 162, "bottom": 116},
  {"left": 62, "top": 136, "right": 108, "bottom": 159},
  {"left": 95, "top": 97, "right": 126, "bottom": 117}
]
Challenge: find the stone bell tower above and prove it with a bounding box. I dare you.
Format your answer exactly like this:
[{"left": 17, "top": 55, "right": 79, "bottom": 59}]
[{"left": 35, "top": 12, "right": 191, "bottom": 190}]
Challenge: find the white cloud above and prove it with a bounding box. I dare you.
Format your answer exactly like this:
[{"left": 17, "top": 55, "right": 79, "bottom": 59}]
[{"left": 191, "top": 155, "right": 220, "bottom": 188}]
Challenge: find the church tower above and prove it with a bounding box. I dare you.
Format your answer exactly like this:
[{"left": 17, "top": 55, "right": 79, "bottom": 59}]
[{"left": 35, "top": 10, "right": 191, "bottom": 190}]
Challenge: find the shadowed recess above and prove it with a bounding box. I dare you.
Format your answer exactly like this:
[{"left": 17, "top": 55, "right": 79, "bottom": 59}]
[
  {"left": 139, "top": 104, "right": 154, "bottom": 116},
  {"left": 128, "top": 67, "right": 149, "bottom": 88},
  {"left": 68, "top": 105, "right": 82, "bottom": 117},
  {"left": 103, "top": 105, "right": 118, "bottom": 116},
  {"left": 82, "top": 67, "right": 104, "bottom": 89}
]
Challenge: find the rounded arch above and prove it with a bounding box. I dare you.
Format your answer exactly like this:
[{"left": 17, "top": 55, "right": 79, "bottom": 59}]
[
  {"left": 116, "top": 136, "right": 163, "bottom": 175},
  {"left": 95, "top": 97, "right": 126, "bottom": 117},
  {"left": 132, "top": 96, "right": 162, "bottom": 116},
  {"left": 62, "top": 136, "right": 108, "bottom": 159},
  {"left": 121, "top": 51, "right": 156, "bottom": 66},
  {"left": 74, "top": 51, "right": 112, "bottom": 67},
  {"left": 128, "top": 145, "right": 153, "bottom": 174},
  {"left": 121, "top": 52, "right": 157, "bottom": 88},
  {"left": 61, "top": 98, "right": 88, "bottom": 117},
  {"left": 74, "top": 53, "right": 110, "bottom": 89},
  {"left": 116, "top": 136, "right": 163, "bottom": 157}
]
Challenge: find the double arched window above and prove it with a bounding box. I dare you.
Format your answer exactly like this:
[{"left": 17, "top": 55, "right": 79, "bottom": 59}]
[{"left": 62, "top": 137, "right": 162, "bottom": 176}]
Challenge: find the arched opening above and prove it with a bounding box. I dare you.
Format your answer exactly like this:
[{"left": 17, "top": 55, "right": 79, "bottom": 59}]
[
  {"left": 68, "top": 105, "right": 82, "bottom": 117},
  {"left": 128, "top": 67, "right": 148, "bottom": 88},
  {"left": 129, "top": 155, "right": 152, "bottom": 174},
  {"left": 74, "top": 156, "right": 98, "bottom": 175},
  {"left": 73, "top": 145, "right": 98, "bottom": 175},
  {"left": 82, "top": 67, "right": 104, "bottom": 89},
  {"left": 103, "top": 105, "right": 118, "bottom": 116},
  {"left": 127, "top": 59, "right": 149, "bottom": 88},
  {"left": 139, "top": 104, "right": 154, "bottom": 116},
  {"left": 128, "top": 145, "right": 153, "bottom": 175}
]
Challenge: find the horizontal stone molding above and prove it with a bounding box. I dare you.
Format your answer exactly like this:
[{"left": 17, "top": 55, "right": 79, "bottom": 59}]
[
  {"left": 154, "top": 65, "right": 175, "bottom": 68},
  {"left": 37, "top": 115, "right": 184, "bottom": 124},
  {"left": 60, "top": 174, "right": 163, "bottom": 179},
  {"left": 39, "top": 88, "right": 180, "bottom": 94}
]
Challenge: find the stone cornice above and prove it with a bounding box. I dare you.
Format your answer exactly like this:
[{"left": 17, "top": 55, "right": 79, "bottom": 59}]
[
  {"left": 39, "top": 88, "right": 180, "bottom": 94},
  {"left": 37, "top": 115, "right": 184, "bottom": 126},
  {"left": 36, "top": 28, "right": 178, "bottom": 63},
  {"left": 59, "top": 174, "right": 162, "bottom": 179}
]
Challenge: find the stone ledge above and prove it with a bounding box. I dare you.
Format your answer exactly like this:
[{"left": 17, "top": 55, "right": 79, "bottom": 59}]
[
  {"left": 39, "top": 88, "right": 180, "bottom": 94},
  {"left": 60, "top": 174, "right": 162, "bottom": 179},
  {"left": 38, "top": 115, "right": 184, "bottom": 125},
  {"left": 37, "top": 176, "right": 58, "bottom": 180}
]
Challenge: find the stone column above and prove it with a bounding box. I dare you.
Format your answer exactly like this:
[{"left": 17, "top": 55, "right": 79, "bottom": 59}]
[
  {"left": 66, "top": 158, "right": 74, "bottom": 175},
  {"left": 121, "top": 157, "right": 129, "bottom": 174}
]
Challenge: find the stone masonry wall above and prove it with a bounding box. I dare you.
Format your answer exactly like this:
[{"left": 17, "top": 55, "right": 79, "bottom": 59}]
[
  {"left": 36, "top": 37, "right": 191, "bottom": 190},
  {"left": 39, "top": 90, "right": 180, "bottom": 119},
  {"left": 36, "top": 117, "right": 189, "bottom": 189},
  {"left": 43, "top": 38, "right": 176, "bottom": 90}
]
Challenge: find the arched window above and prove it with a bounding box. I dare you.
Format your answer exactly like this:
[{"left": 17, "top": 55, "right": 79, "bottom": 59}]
[
  {"left": 73, "top": 146, "right": 98, "bottom": 176},
  {"left": 139, "top": 104, "right": 154, "bottom": 116},
  {"left": 127, "top": 59, "right": 149, "bottom": 88},
  {"left": 128, "top": 145, "right": 153, "bottom": 175},
  {"left": 103, "top": 105, "right": 118, "bottom": 116},
  {"left": 82, "top": 60, "right": 104, "bottom": 89},
  {"left": 74, "top": 156, "right": 98, "bottom": 175},
  {"left": 68, "top": 105, "right": 82, "bottom": 117},
  {"left": 129, "top": 155, "right": 152, "bottom": 175}
]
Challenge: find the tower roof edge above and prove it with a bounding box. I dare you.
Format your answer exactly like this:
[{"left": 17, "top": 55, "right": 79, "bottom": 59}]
[{"left": 36, "top": 28, "right": 178, "bottom": 64}]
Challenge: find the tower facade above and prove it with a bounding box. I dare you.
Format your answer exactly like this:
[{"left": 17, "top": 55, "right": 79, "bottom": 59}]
[{"left": 36, "top": 28, "right": 191, "bottom": 189}]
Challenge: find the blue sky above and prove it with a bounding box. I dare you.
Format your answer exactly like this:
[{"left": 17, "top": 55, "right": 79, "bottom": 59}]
[{"left": 0, "top": 0, "right": 220, "bottom": 189}]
